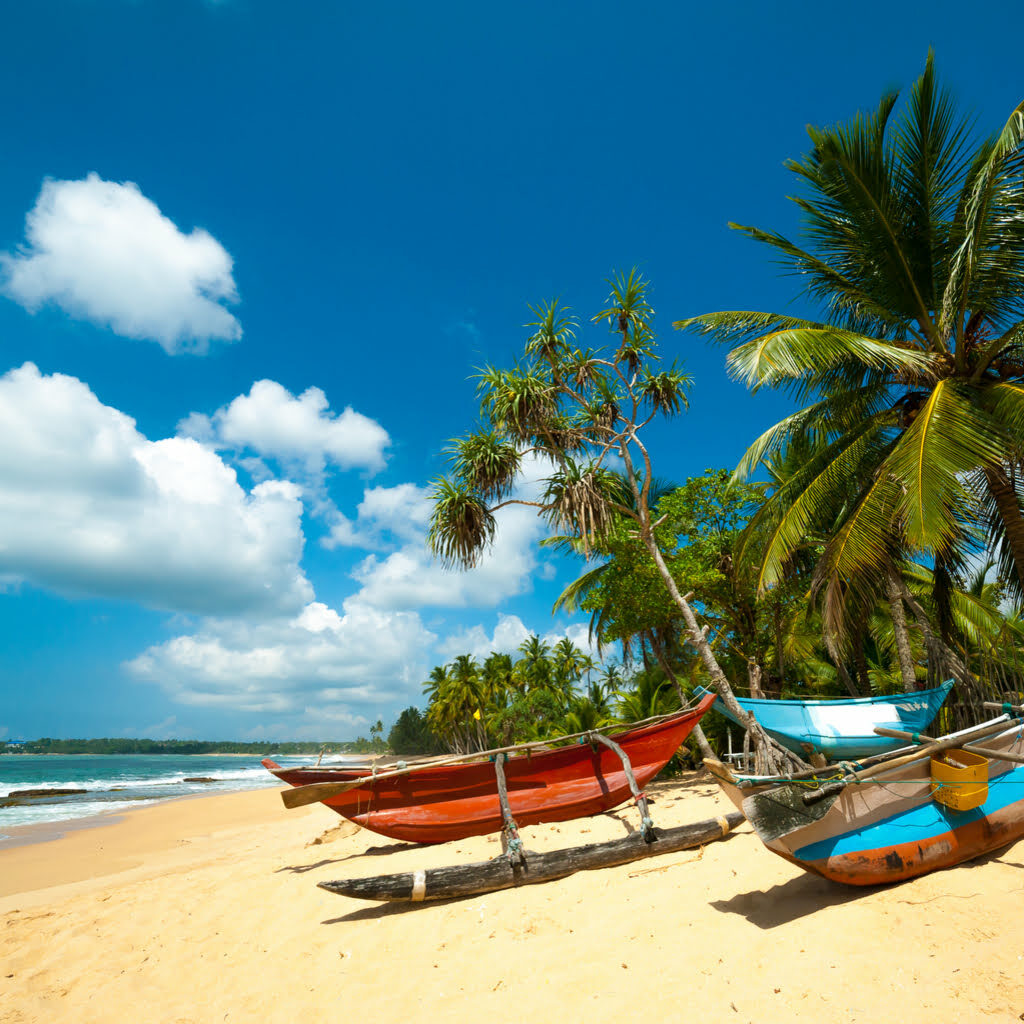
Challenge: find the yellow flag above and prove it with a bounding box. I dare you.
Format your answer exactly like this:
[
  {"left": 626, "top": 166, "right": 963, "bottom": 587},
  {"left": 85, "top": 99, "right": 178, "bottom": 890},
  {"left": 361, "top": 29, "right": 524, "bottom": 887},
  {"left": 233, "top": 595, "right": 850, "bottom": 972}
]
[{"left": 473, "top": 708, "right": 482, "bottom": 721}]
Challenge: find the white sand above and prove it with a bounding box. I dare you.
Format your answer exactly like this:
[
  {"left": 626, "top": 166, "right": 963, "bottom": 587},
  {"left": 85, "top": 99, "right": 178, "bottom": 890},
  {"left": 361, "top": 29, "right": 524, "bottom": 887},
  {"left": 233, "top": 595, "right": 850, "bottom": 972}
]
[{"left": 2, "top": 774, "right": 1023, "bottom": 1023}]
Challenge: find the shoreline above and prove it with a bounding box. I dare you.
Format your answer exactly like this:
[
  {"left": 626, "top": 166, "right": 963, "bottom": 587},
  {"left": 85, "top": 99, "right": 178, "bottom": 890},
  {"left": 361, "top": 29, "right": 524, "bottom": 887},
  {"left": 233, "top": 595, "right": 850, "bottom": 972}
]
[
  {"left": 4, "top": 776, "right": 1024, "bottom": 1023},
  {"left": 0, "top": 784, "right": 279, "bottom": 854}
]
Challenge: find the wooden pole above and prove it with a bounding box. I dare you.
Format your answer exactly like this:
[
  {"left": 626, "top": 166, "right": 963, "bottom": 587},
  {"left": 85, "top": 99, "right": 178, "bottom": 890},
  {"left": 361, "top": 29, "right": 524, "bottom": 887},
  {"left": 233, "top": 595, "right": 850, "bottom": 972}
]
[
  {"left": 873, "top": 727, "right": 1024, "bottom": 766},
  {"left": 586, "top": 731, "right": 655, "bottom": 842}
]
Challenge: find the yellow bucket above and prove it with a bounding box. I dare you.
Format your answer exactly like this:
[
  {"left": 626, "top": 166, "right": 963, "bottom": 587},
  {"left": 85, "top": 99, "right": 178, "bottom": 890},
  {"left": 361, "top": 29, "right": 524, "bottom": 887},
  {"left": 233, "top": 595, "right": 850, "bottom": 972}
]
[{"left": 930, "top": 749, "right": 989, "bottom": 811}]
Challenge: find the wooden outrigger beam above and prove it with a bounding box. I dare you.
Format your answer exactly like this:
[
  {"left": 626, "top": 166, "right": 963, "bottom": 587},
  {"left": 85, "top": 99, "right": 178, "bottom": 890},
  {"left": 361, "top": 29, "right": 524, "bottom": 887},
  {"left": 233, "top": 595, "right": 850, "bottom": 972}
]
[{"left": 317, "top": 811, "right": 744, "bottom": 903}]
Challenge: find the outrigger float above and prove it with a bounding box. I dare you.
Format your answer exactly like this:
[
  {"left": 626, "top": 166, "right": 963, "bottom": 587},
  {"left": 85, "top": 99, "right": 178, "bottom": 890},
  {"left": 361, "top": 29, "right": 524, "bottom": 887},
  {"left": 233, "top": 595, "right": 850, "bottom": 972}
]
[
  {"left": 318, "top": 810, "right": 743, "bottom": 903},
  {"left": 267, "top": 694, "right": 750, "bottom": 901}
]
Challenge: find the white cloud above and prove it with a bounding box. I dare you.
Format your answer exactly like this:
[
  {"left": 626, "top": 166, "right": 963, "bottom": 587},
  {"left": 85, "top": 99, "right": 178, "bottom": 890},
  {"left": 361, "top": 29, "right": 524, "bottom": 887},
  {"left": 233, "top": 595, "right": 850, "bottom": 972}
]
[
  {"left": 436, "top": 615, "right": 599, "bottom": 664},
  {"left": 349, "top": 453, "right": 556, "bottom": 609},
  {"left": 0, "top": 363, "right": 311, "bottom": 615},
  {"left": 435, "top": 613, "right": 533, "bottom": 662},
  {"left": 181, "top": 378, "right": 390, "bottom": 479},
  {"left": 323, "top": 482, "right": 431, "bottom": 549},
  {"left": 127, "top": 599, "right": 435, "bottom": 717},
  {"left": 352, "top": 502, "right": 545, "bottom": 609},
  {"left": 1, "top": 174, "right": 241, "bottom": 353},
  {"left": 137, "top": 716, "right": 180, "bottom": 739}
]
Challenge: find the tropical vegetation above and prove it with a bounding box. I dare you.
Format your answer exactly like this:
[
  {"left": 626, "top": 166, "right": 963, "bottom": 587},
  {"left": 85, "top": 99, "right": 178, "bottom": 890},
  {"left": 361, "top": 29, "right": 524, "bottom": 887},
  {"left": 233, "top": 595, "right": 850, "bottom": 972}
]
[
  {"left": 394, "top": 54, "right": 1024, "bottom": 770},
  {"left": 676, "top": 54, "right": 1024, "bottom": 707}
]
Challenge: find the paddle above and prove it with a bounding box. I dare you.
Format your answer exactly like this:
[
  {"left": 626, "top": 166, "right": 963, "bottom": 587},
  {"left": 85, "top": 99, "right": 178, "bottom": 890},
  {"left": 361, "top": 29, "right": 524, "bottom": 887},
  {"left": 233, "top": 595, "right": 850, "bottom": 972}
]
[
  {"left": 983, "top": 701, "right": 1024, "bottom": 714},
  {"left": 874, "top": 727, "right": 1024, "bottom": 765},
  {"left": 742, "top": 717, "right": 1013, "bottom": 845}
]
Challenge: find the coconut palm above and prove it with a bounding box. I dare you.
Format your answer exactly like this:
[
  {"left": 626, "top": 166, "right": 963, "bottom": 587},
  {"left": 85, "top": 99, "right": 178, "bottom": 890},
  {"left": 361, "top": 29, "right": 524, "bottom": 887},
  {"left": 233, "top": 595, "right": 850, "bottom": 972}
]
[
  {"left": 514, "top": 635, "right": 553, "bottom": 694},
  {"left": 429, "top": 270, "right": 806, "bottom": 773},
  {"left": 677, "top": 54, "right": 1024, "bottom": 632},
  {"left": 550, "top": 636, "right": 587, "bottom": 698}
]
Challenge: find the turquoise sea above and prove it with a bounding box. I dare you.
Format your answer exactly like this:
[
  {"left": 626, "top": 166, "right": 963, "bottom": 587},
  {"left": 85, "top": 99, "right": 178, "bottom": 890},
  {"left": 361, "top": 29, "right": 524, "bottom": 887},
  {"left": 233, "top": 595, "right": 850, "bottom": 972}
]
[{"left": 0, "top": 752, "right": 361, "bottom": 838}]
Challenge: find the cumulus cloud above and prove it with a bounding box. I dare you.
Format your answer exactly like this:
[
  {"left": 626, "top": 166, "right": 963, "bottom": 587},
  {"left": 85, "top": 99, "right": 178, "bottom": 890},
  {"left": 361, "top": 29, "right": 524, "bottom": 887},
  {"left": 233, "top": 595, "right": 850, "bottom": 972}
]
[
  {"left": 0, "top": 363, "right": 311, "bottom": 615},
  {"left": 436, "top": 615, "right": 599, "bottom": 664},
  {"left": 1, "top": 174, "right": 240, "bottom": 353},
  {"left": 323, "top": 482, "right": 431, "bottom": 549},
  {"left": 180, "top": 379, "right": 390, "bottom": 480},
  {"left": 352, "top": 502, "right": 546, "bottom": 609},
  {"left": 348, "top": 452, "right": 557, "bottom": 609},
  {"left": 127, "top": 599, "right": 435, "bottom": 716}
]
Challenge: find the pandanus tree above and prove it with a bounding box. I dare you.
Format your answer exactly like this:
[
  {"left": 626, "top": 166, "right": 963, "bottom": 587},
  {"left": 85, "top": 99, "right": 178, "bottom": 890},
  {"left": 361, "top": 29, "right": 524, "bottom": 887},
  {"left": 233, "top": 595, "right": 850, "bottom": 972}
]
[
  {"left": 427, "top": 270, "right": 805, "bottom": 773},
  {"left": 677, "top": 55, "right": 1024, "bottom": 660}
]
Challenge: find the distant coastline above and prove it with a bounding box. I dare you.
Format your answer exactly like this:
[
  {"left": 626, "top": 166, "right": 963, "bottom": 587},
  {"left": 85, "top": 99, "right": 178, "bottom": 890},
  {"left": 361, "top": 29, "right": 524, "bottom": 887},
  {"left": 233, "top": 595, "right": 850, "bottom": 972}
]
[{"left": 3, "top": 738, "right": 382, "bottom": 756}]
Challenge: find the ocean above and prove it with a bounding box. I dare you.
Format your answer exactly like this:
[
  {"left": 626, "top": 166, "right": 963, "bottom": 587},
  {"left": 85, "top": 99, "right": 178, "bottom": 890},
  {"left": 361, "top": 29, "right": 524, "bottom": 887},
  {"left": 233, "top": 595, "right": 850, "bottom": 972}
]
[{"left": 0, "top": 752, "right": 362, "bottom": 837}]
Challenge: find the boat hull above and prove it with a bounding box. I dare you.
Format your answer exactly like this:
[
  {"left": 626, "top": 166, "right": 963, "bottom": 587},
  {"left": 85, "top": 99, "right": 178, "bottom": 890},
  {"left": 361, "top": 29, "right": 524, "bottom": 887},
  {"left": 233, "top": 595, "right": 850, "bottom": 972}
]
[
  {"left": 264, "top": 694, "right": 715, "bottom": 844},
  {"left": 695, "top": 681, "right": 953, "bottom": 759},
  {"left": 710, "top": 717, "right": 1024, "bottom": 886}
]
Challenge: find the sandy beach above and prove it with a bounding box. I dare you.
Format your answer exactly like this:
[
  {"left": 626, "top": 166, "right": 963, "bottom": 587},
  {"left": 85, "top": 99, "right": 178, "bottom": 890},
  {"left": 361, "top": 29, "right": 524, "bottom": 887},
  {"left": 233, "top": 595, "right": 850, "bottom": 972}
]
[{"left": 2, "top": 774, "right": 1023, "bottom": 1024}]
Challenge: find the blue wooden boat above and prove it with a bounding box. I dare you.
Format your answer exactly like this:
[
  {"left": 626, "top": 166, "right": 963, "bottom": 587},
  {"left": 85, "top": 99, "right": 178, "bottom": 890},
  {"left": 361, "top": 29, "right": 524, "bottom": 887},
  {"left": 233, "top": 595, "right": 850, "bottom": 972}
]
[
  {"left": 705, "top": 712, "right": 1024, "bottom": 886},
  {"left": 694, "top": 680, "right": 954, "bottom": 759}
]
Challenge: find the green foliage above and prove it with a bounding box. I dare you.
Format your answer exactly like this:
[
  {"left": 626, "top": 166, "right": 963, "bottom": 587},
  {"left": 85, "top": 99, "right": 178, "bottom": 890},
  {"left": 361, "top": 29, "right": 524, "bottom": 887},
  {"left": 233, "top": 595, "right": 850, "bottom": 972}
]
[
  {"left": 429, "top": 269, "right": 694, "bottom": 566},
  {"left": 678, "top": 53, "right": 1024, "bottom": 627},
  {"left": 421, "top": 633, "right": 677, "bottom": 752},
  {"left": 387, "top": 707, "right": 445, "bottom": 755}
]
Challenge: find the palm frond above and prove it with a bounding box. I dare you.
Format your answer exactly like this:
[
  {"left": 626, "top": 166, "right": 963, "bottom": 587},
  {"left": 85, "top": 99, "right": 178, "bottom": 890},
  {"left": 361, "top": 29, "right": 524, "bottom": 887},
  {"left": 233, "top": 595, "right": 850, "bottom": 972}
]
[
  {"left": 426, "top": 478, "right": 497, "bottom": 568},
  {"left": 887, "top": 380, "right": 1005, "bottom": 548}
]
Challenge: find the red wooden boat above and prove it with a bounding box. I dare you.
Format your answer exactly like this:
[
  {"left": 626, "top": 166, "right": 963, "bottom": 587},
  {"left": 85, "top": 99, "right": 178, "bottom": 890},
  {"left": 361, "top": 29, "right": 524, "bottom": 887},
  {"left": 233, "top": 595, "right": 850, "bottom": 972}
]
[{"left": 263, "top": 693, "right": 715, "bottom": 844}]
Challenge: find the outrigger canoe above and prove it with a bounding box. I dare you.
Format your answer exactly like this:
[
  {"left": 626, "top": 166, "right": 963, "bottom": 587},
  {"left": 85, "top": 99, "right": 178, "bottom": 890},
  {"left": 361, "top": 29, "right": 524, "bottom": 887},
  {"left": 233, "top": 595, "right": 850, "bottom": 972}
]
[
  {"left": 694, "top": 680, "right": 953, "bottom": 759},
  {"left": 264, "top": 693, "right": 715, "bottom": 844},
  {"left": 706, "top": 708, "right": 1024, "bottom": 886}
]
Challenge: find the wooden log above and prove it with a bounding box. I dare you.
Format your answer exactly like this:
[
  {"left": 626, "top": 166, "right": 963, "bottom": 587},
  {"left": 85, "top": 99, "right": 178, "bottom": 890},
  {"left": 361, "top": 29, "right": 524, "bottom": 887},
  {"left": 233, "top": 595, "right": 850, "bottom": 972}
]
[
  {"left": 983, "top": 701, "right": 1024, "bottom": 714},
  {"left": 317, "top": 811, "right": 744, "bottom": 903}
]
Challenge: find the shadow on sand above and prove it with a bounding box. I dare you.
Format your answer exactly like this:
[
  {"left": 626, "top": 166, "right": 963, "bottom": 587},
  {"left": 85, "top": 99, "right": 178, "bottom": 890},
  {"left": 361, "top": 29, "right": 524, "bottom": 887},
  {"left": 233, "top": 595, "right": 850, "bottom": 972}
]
[
  {"left": 711, "top": 871, "right": 881, "bottom": 928},
  {"left": 277, "top": 841, "right": 430, "bottom": 874},
  {"left": 321, "top": 894, "right": 467, "bottom": 924}
]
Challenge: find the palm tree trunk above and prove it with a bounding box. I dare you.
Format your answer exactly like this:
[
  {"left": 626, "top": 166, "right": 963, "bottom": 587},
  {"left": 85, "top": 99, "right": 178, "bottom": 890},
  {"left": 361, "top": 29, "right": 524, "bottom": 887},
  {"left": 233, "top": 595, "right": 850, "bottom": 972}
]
[
  {"left": 773, "top": 601, "right": 786, "bottom": 695},
  {"left": 648, "top": 631, "right": 716, "bottom": 761},
  {"left": 885, "top": 567, "right": 918, "bottom": 693},
  {"left": 984, "top": 464, "right": 1024, "bottom": 595},
  {"left": 747, "top": 658, "right": 766, "bottom": 699},
  {"left": 641, "top": 537, "right": 807, "bottom": 774},
  {"left": 896, "top": 578, "right": 972, "bottom": 687},
  {"left": 852, "top": 610, "right": 872, "bottom": 693},
  {"left": 823, "top": 632, "right": 862, "bottom": 697}
]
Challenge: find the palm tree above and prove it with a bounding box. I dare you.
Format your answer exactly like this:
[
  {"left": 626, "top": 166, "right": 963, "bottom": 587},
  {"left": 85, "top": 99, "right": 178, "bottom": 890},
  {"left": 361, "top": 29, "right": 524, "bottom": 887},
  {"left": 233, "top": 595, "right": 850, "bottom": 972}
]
[
  {"left": 677, "top": 54, "right": 1024, "bottom": 634},
  {"left": 550, "top": 637, "right": 587, "bottom": 699},
  {"left": 514, "top": 635, "right": 553, "bottom": 695},
  {"left": 430, "top": 270, "right": 805, "bottom": 773}
]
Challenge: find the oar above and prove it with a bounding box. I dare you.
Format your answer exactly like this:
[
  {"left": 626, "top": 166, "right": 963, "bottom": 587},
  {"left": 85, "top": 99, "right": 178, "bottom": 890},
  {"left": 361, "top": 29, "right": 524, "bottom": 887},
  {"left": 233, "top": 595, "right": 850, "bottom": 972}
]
[
  {"left": 983, "top": 701, "right": 1024, "bottom": 714},
  {"left": 742, "top": 718, "right": 1013, "bottom": 845},
  {"left": 874, "top": 727, "right": 1024, "bottom": 766}
]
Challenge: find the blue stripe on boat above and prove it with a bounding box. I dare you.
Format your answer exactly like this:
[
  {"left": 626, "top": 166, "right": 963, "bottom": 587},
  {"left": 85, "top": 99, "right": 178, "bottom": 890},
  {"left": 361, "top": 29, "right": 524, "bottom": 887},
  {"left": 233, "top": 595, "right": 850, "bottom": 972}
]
[{"left": 793, "top": 761, "right": 1024, "bottom": 862}]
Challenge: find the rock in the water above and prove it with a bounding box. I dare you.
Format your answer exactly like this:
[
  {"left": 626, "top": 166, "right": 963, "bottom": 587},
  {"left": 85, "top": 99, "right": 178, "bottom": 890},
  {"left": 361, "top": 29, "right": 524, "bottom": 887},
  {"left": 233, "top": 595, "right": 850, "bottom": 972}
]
[
  {"left": 7, "top": 788, "right": 88, "bottom": 799},
  {"left": 183, "top": 777, "right": 216, "bottom": 783},
  {"left": 1, "top": 787, "right": 88, "bottom": 808}
]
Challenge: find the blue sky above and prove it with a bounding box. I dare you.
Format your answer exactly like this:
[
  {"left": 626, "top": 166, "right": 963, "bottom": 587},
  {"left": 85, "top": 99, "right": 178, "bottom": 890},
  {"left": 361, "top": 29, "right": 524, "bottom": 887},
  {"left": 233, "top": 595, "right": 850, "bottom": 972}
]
[{"left": 1, "top": 0, "right": 1022, "bottom": 741}]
